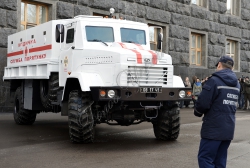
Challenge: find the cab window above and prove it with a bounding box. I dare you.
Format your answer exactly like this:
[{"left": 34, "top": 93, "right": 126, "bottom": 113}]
[
  {"left": 66, "top": 28, "right": 74, "bottom": 44},
  {"left": 86, "top": 26, "right": 114, "bottom": 42},
  {"left": 120, "top": 28, "right": 146, "bottom": 45}
]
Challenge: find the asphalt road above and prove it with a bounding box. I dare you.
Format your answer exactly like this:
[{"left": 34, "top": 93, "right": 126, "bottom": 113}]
[{"left": 0, "top": 108, "right": 250, "bottom": 168}]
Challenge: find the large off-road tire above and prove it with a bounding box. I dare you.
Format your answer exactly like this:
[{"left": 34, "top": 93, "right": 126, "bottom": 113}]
[
  {"left": 40, "top": 73, "right": 60, "bottom": 112},
  {"left": 153, "top": 105, "right": 180, "bottom": 140},
  {"left": 14, "top": 87, "right": 37, "bottom": 125},
  {"left": 68, "top": 90, "right": 95, "bottom": 143}
]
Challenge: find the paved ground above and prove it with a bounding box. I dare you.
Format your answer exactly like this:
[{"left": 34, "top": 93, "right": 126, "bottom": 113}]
[{"left": 0, "top": 108, "right": 250, "bottom": 168}]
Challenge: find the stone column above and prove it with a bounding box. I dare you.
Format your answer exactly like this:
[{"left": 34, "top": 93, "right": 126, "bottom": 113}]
[{"left": 0, "top": 0, "right": 17, "bottom": 112}]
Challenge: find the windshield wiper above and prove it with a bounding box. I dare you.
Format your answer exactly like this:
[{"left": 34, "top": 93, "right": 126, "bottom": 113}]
[
  {"left": 123, "top": 40, "right": 135, "bottom": 43},
  {"left": 89, "top": 39, "right": 108, "bottom": 46}
]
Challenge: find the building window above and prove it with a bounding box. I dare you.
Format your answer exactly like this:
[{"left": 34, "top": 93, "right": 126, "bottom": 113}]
[
  {"left": 190, "top": 33, "right": 202, "bottom": 65},
  {"left": 148, "top": 24, "right": 163, "bottom": 51},
  {"left": 21, "top": 1, "right": 48, "bottom": 30},
  {"left": 226, "top": 40, "right": 239, "bottom": 70},
  {"left": 191, "top": 0, "right": 207, "bottom": 8},
  {"left": 192, "top": 0, "right": 203, "bottom": 6},
  {"left": 226, "top": 40, "right": 235, "bottom": 61},
  {"left": 149, "top": 27, "right": 157, "bottom": 50},
  {"left": 227, "top": 0, "right": 240, "bottom": 16}
]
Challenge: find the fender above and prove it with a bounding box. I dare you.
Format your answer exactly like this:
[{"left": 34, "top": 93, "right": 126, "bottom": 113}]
[
  {"left": 62, "top": 72, "right": 104, "bottom": 101},
  {"left": 172, "top": 75, "right": 185, "bottom": 88}
]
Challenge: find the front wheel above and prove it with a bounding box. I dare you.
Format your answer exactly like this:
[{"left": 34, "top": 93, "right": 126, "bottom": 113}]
[
  {"left": 68, "top": 90, "right": 95, "bottom": 143},
  {"left": 152, "top": 105, "right": 180, "bottom": 140},
  {"left": 14, "top": 87, "right": 37, "bottom": 125}
]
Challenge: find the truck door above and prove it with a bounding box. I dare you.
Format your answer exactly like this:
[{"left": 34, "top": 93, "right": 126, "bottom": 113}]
[{"left": 59, "top": 22, "right": 76, "bottom": 86}]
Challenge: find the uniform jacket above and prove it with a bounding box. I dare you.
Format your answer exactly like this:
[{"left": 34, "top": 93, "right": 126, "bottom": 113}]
[{"left": 194, "top": 68, "right": 240, "bottom": 140}]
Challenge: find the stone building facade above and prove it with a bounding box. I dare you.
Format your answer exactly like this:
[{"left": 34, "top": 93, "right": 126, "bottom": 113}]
[{"left": 0, "top": 0, "right": 250, "bottom": 112}]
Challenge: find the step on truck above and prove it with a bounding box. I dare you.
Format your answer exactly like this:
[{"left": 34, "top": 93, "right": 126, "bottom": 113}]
[{"left": 3, "top": 9, "right": 192, "bottom": 143}]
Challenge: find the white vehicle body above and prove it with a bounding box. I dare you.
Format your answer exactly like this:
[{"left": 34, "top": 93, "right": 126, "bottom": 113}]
[
  {"left": 3, "top": 15, "right": 191, "bottom": 143},
  {"left": 4, "top": 16, "right": 177, "bottom": 88}
]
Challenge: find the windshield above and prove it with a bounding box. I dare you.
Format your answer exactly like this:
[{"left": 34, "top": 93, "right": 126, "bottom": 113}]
[
  {"left": 86, "top": 26, "right": 114, "bottom": 42},
  {"left": 120, "top": 28, "right": 146, "bottom": 45}
]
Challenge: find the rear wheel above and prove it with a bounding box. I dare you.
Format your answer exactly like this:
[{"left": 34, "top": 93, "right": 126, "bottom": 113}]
[
  {"left": 40, "top": 73, "right": 60, "bottom": 112},
  {"left": 152, "top": 104, "right": 180, "bottom": 140},
  {"left": 14, "top": 87, "right": 37, "bottom": 125},
  {"left": 68, "top": 90, "right": 95, "bottom": 143}
]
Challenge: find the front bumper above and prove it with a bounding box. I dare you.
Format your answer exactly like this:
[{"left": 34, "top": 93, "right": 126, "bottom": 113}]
[{"left": 90, "top": 87, "right": 192, "bottom": 101}]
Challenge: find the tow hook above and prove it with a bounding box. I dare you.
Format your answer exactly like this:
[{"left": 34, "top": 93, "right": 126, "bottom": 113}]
[{"left": 140, "top": 102, "right": 162, "bottom": 119}]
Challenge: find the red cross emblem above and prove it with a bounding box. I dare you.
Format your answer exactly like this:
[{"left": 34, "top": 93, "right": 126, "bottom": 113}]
[{"left": 24, "top": 46, "right": 28, "bottom": 56}]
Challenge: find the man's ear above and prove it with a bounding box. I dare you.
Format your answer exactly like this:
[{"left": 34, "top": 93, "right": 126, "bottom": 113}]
[{"left": 217, "top": 62, "right": 222, "bottom": 69}]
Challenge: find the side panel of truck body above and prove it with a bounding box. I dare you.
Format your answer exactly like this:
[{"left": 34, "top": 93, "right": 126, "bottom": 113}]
[{"left": 4, "top": 20, "right": 68, "bottom": 80}]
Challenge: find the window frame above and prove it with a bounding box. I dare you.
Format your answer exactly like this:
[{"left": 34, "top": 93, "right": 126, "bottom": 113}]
[
  {"left": 21, "top": 0, "right": 48, "bottom": 30},
  {"left": 148, "top": 23, "right": 164, "bottom": 51},
  {"left": 147, "top": 22, "right": 168, "bottom": 53},
  {"left": 148, "top": 26, "right": 157, "bottom": 45},
  {"left": 191, "top": 0, "right": 203, "bottom": 6},
  {"left": 226, "top": 39, "right": 239, "bottom": 71},
  {"left": 189, "top": 30, "right": 208, "bottom": 68},
  {"left": 226, "top": 40, "right": 235, "bottom": 60},
  {"left": 191, "top": 0, "right": 208, "bottom": 8},
  {"left": 190, "top": 33, "right": 202, "bottom": 66},
  {"left": 226, "top": 0, "right": 241, "bottom": 16}
]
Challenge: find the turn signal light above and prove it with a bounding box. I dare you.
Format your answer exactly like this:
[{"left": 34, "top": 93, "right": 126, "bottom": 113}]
[
  {"left": 186, "top": 91, "right": 192, "bottom": 97},
  {"left": 100, "top": 90, "right": 106, "bottom": 97}
]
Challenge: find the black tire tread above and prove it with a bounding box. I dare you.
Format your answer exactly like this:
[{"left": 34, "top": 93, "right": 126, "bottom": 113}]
[
  {"left": 14, "top": 87, "right": 37, "bottom": 125},
  {"left": 40, "top": 73, "right": 61, "bottom": 112},
  {"left": 68, "top": 90, "right": 94, "bottom": 143},
  {"left": 153, "top": 105, "right": 180, "bottom": 140}
]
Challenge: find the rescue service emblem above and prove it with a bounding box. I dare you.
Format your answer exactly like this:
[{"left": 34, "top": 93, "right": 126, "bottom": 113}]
[{"left": 64, "top": 56, "right": 68, "bottom": 67}]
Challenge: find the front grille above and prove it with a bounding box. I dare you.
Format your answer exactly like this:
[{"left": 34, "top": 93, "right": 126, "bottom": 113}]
[{"left": 127, "top": 66, "right": 168, "bottom": 86}]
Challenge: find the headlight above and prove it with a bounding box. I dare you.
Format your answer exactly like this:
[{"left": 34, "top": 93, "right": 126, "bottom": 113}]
[
  {"left": 108, "top": 90, "right": 115, "bottom": 98},
  {"left": 179, "top": 90, "right": 185, "bottom": 98}
]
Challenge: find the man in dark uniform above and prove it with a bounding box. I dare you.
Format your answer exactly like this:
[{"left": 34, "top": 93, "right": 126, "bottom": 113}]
[{"left": 194, "top": 55, "right": 240, "bottom": 168}]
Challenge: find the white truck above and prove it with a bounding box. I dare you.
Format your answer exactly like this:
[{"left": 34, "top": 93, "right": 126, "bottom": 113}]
[{"left": 3, "top": 12, "right": 191, "bottom": 143}]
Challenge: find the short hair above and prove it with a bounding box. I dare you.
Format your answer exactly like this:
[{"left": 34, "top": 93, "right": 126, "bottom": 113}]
[{"left": 221, "top": 62, "right": 233, "bottom": 70}]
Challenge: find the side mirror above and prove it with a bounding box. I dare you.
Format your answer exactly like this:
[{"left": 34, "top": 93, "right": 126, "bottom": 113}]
[
  {"left": 55, "top": 24, "right": 64, "bottom": 43},
  {"left": 157, "top": 33, "right": 163, "bottom": 50}
]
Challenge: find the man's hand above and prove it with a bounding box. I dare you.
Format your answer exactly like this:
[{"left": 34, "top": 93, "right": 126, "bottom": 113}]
[{"left": 194, "top": 108, "right": 203, "bottom": 117}]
